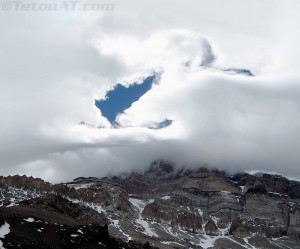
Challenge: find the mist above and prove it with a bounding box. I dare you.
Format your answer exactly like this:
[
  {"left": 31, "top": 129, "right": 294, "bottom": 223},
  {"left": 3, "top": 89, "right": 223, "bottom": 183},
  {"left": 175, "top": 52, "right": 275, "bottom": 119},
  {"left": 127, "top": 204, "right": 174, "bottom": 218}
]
[{"left": 1, "top": 1, "right": 300, "bottom": 182}]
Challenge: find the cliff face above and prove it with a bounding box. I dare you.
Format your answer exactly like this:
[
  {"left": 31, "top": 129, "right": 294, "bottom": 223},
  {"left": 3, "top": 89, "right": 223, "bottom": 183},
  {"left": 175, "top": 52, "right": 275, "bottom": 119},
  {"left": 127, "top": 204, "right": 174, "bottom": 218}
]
[{"left": 0, "top": 161, "right": 300, "bottom": 249}]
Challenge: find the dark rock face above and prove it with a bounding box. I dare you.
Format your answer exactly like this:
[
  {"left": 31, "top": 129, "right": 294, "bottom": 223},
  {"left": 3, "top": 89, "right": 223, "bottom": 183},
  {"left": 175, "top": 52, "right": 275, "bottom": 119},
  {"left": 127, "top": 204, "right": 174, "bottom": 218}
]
[
  {"left": 0, "top": 175, "right": 51, "bottom": 191},
  {"left": 229, "top": 172, "right": 300, "bottom": 241},
  {"left": 0, "top": 217, "right": 113, "bottom": 249},
  {"left": 231, "top": 172, "right": 300, "bottom": 198},
  {"left": 142, "top": 199, "right": 202, "bottom": 230},
  {"left": 0, "top": 196, "right": 137, "bottom": 249},
  {"left": 125, "top": 162, "right": 241, "bottom": 199},
  {"left": 0, "top": 160, "right": 300, "bottom": 248},
  {"left": 232, "top": 226, "right": 251, "bottom": 238},
  {"left": 18, "top": 195, "right": 107, "bottom": 226},
  {"left": 287, "top": 210, "right": 300, "bottom": 241},
  {"left": 204, "top": 218, "right": 219, "bottom": 236}
]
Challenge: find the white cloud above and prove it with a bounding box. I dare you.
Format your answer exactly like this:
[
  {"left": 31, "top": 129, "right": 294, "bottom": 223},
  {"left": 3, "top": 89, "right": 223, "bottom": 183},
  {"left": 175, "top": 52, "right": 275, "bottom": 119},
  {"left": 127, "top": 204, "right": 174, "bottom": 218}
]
[{"left": 0, "top": 0, "right": 300, "bottom": 182}]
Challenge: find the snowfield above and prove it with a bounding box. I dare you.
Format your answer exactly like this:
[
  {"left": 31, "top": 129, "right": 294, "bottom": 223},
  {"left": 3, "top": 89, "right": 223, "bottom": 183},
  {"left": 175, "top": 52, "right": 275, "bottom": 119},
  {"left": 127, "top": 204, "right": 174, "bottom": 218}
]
[{"left": 0, "top": 222, "right": 10, "bottom": 249}]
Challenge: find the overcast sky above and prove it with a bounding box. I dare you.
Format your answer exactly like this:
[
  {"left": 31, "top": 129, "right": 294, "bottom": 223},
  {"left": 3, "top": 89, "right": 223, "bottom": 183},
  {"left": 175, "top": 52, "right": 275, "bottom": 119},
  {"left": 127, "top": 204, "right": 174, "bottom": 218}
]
[{"left": 1, "top": 0, "right": 300, "bottom": 182}]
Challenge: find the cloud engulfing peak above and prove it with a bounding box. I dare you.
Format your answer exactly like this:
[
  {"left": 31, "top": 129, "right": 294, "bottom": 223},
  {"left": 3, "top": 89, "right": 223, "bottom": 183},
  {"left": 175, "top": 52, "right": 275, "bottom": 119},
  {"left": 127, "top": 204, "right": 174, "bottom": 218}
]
[
  {"left": 95, "top": 30, "right": 218, "bottom": 82},
  {"left": 1, "top": 1, "right": 300, "bottom": 182}
]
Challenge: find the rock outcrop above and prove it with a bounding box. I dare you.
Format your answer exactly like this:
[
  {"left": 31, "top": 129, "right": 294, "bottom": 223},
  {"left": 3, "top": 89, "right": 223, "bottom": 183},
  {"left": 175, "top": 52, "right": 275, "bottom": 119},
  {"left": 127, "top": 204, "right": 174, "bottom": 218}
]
[
  {"left": 204, "top": 218, "right": 219, "bottom": 236},
  {"left": 142, "top": 199, "right": 202, "bottom": 230}
]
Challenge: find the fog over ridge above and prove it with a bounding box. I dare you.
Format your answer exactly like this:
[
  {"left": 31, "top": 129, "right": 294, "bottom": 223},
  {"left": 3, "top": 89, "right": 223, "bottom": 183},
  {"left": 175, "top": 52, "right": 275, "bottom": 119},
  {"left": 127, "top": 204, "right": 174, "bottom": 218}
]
[{"left": 0, "top": 1, "right": 300, "bottom": 182}]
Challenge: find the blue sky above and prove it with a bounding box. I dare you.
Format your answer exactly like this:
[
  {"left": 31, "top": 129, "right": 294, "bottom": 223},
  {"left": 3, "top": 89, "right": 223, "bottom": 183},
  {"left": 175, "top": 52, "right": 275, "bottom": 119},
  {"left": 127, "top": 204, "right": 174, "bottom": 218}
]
[
  {"left": 95, "top": 75, "right": 155, "bottom": 125},
  {"left": 96, "top": 68, "right": 253, "bottom": 127}
]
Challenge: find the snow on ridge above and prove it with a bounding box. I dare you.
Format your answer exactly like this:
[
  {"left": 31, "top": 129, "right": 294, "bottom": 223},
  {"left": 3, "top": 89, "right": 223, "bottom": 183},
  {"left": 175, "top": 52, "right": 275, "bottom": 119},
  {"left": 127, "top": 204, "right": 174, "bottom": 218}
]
[
  {"left": 66, "top": 183, "right": 94, "bottom": 190},
  {"left": 161, "top": 241, "right": 184, "bottom": 246}
]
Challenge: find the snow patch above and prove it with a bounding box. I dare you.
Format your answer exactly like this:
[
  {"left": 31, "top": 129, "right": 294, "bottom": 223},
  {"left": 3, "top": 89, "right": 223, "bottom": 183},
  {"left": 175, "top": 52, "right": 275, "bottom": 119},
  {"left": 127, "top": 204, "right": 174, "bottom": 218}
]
[
  {"left": 0, "top": 222, "right": 10, "bottom": 249},
  {"left": 66, "top": 183, "right": 94, "bottom": 190},
  {"left": 210, "top": 216, "right": 220, "bottom": 225},
  {"left": 197, "top": 208, "right": 204, "bottom": 216},
  {"left": 161, "top": 241, "right": 184, "bottom": 246},
  {"left": 220, "top": 191, "right": 234, "bottom": 199},
  {"left": 269, "top": 192, "right": 288, "bottom": 197},
  {"left": 135, "top": 218, "right": 158, "bottom": 238},
  {"left": 24, "top": 218, "right": 35, "bottom": 222},
  {"left": 98, "top": 241, "right": 106, "bottom": 247},
  {"left": 6, "top": 203, "right": 17, "bottom": 207},
  {"left": 0, "top": 222, "right": 10, "bottom": 238},
  {"left": 129, "top": 198, "right": 148, "bottom": 213},
  {"left": 199, "top": 235, "right": 218, "bottom": 249},
  {"left": 130, "top": 197, "right": 158, "bottom": 238},
  {"left": 109, "top": 219, "right": 132, "bottom": 241}
]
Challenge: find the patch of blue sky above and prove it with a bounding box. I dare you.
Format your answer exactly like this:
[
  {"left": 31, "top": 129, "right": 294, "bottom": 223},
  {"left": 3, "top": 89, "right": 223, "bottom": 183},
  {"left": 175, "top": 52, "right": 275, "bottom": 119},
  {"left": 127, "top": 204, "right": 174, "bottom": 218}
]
[
  {"left": 148, "top": 119, "right": 173, "bottom": 130},
  {"left": 95, "top": 75, "right": 156, "bottom": 125},
  {"left": 222, "top": 68, "right": 254, "bottom": 76}
]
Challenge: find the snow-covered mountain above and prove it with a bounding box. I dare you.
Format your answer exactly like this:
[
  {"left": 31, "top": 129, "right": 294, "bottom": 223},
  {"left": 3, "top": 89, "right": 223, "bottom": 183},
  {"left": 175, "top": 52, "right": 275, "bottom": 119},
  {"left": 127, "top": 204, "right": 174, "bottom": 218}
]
[{"left": 1, "top": 161, "right": 300, "bottom": 248}]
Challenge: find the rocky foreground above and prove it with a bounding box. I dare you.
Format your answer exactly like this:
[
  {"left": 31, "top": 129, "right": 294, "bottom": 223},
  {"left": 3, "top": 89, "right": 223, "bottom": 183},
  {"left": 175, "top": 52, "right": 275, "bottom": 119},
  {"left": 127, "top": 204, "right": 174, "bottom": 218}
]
[{"left": 0, "top": 161, "right": 300, "bottom": 248}]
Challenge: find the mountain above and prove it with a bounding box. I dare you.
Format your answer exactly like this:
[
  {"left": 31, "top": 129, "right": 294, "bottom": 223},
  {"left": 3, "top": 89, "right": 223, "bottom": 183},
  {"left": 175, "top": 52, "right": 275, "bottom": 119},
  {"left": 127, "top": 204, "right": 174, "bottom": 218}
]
[{"left": 0, "top": 161, "right": 300, "bottom": 249}]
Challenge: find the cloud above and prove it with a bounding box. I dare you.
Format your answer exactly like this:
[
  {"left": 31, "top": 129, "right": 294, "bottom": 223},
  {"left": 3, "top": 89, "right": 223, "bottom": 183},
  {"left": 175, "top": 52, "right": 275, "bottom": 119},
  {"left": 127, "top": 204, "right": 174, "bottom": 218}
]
[{"left": 0, "top": 1, "right": 300, "bottom": 182}]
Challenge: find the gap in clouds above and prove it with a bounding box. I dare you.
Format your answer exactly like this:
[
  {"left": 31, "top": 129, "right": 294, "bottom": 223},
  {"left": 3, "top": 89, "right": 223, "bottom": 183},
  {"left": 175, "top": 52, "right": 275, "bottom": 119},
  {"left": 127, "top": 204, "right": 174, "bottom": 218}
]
[
  {"left": 148, "top": 119, "right": 173, "bottom": 130},
  {"left": 95, "top": 74, "right": 172, "bottom": 128}
]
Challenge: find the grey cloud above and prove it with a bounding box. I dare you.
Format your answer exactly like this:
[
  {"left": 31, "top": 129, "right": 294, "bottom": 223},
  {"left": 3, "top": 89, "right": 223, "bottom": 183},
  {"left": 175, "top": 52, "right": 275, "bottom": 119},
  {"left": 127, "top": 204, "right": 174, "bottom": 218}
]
[{"left": 1, "top": 0, "right": 300, "bottom": 182}]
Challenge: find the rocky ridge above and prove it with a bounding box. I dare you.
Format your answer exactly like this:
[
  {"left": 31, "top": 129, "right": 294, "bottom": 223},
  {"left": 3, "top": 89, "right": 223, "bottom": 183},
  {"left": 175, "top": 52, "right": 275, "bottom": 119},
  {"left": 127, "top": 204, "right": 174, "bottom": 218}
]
[{"left": 0, "top": 161, "right": 300, "bottom": 248}]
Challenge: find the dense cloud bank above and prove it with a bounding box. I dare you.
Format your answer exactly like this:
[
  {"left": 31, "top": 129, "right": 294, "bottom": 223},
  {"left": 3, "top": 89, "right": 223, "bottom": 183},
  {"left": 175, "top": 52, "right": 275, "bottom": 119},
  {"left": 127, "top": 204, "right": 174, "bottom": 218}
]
[{"left": 0, "top": 0, "right": 300, "bottom": 182}]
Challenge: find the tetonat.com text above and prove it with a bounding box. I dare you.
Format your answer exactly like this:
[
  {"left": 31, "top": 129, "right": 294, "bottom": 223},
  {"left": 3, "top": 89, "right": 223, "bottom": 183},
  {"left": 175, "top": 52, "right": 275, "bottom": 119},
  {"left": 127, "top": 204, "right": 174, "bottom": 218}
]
[{"left": 1, "top": 1, "right": 115, "bottom": 11}]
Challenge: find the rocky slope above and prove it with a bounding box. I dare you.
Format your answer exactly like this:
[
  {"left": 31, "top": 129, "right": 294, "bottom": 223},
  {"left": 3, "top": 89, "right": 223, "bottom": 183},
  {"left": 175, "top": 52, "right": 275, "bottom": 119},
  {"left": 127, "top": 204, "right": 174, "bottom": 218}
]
[{"left": 1, "top": 161, "right": 300, "bottom": 248}]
